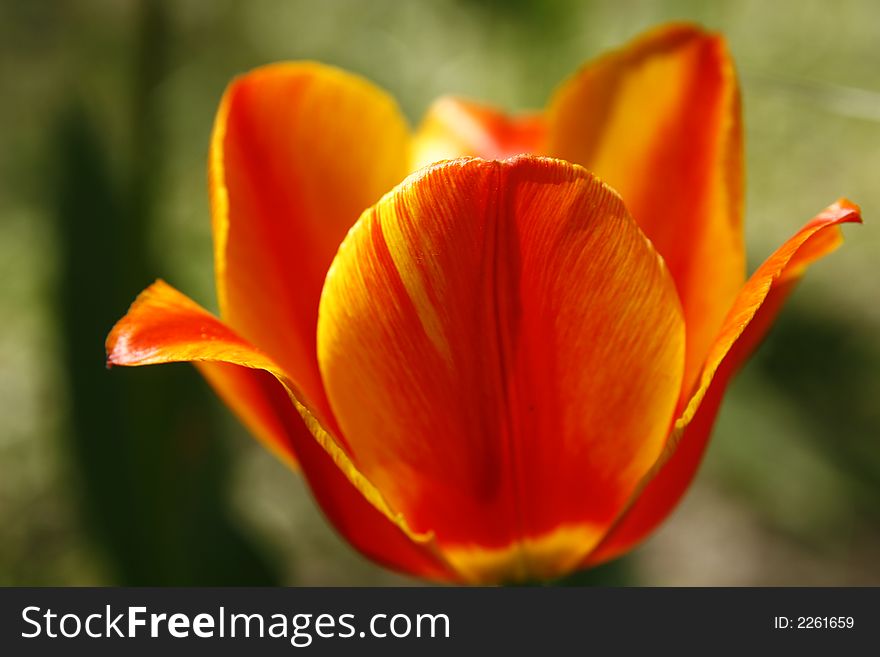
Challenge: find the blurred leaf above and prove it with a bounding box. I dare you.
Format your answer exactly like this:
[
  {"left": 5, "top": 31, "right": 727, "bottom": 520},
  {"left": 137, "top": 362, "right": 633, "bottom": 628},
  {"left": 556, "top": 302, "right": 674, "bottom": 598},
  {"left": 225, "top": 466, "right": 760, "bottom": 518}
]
[
  {"left": 752, "top": 303, "right": 880, "bottom": 514},
  {"left": 48, "top": 0, "right": 279, "bottom": 585}
]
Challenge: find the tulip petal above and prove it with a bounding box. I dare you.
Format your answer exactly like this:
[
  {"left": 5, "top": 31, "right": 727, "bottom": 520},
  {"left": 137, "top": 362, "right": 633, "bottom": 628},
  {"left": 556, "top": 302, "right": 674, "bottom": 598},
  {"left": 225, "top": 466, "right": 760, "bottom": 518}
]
[
  {"left": 317, "top": 156, "right": 685, "bottom": 582},
  {"left": 211, "top": 62, "right": 411, "bottom": 427},
  {"left": 546, "top": 23, "right": 744, "bottom": 396},
  {"left": 411, "top": 96, "right": 545, "bottom": 170},
  {"left": 585, "top": 200, "right": 861, "bottom": 565},
  {"left": 106, "top": 280, "right": 455, "bottom": 581}
]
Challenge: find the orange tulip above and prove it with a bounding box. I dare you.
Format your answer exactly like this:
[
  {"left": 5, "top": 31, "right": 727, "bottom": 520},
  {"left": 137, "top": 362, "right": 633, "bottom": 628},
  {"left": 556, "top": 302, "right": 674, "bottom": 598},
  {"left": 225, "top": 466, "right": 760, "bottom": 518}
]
[{"left": 106, "top": 23, "right": 860, "bottom": 584}]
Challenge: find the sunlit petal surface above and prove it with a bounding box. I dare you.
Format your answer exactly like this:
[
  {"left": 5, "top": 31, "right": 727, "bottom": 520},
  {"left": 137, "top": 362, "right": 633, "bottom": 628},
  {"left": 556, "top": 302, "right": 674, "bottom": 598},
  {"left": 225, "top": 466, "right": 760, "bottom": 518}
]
[
  {"left": 317, "top": 156, "right": 684, "bottom": 582},
  {"left": 546, "top": 23, "right": 743, "bottom": 398},
  {"left": 211, "top": 62, "right": 411, "bottom": 428}
]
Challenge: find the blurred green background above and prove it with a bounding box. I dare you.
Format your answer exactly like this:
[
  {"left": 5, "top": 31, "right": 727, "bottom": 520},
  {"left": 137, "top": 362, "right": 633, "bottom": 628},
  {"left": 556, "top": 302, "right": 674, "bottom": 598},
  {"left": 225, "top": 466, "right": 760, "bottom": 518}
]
[{"left": 0, "top": 0, "right": 878, "bottom": 586}]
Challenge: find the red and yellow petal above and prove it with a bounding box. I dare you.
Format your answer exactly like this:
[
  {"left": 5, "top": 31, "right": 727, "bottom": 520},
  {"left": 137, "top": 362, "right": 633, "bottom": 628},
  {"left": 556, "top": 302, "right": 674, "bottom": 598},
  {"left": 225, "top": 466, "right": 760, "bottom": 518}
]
[
  {"left": 211, "top": 62, "right": 411, "bottom": 428},
  {"left": 546, "top": 23, "right": 744, "bottom": 398},
  {"left": 317, "top": 156, "right": 685, "bottom": 583},
  {"left": 411, "top": 96, "right": 545, "bottom": 170},
  {"left": 585, "top": 200, "right": 861, "bottom": 566},
  {"left": 106, "top": 280, "right": 454, "bottom": 581}
]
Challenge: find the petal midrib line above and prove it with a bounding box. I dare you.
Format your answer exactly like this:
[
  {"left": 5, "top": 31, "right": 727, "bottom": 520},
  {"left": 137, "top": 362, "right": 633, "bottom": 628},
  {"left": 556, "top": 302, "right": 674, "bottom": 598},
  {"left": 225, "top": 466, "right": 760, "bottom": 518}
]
[{"left": 483, "top": 160, "right": 529, "bottom": 579}]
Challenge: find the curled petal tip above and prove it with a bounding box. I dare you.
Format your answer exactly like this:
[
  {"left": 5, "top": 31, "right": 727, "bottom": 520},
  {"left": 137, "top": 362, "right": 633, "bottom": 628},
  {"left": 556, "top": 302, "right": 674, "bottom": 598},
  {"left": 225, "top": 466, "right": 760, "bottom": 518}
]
[
  {"left": 828, "top": 198, "right": 863, "bottom": 222},
  {"left": 105, "top": 279, "right": 171, "bottom": 367}
]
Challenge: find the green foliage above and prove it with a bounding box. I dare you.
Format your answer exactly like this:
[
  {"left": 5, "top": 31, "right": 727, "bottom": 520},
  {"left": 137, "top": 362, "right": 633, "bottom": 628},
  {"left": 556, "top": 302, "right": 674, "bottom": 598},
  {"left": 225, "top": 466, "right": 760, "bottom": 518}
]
[{"left": 47, "top": 1, "right": 277, "bottom": 585}]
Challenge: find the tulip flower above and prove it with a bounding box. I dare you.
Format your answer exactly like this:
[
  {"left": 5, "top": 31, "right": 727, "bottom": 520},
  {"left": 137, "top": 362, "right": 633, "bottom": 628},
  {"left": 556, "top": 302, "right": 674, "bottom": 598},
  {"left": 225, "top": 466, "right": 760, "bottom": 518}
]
[{"left": 106, "top": 23, "right": 860, "bottom": 584}]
